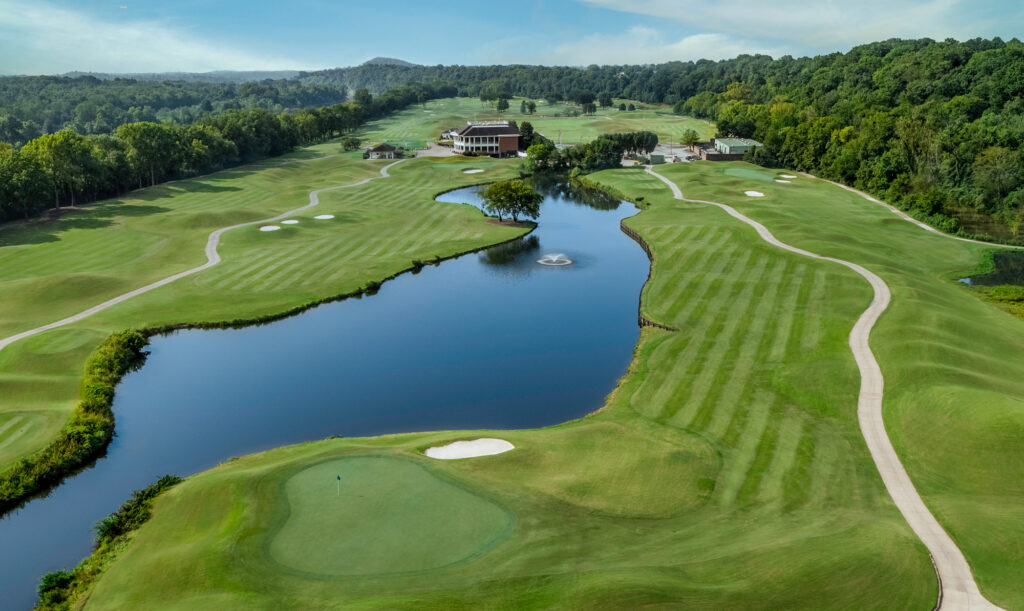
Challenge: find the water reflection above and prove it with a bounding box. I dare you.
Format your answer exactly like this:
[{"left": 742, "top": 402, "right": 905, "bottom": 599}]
[{"left": 963, "top": 251, "right": 1024, "bottom": 286}]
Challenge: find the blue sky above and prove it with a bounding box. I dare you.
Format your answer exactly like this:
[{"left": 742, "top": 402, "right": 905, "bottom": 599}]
[{"left": 0, "top": 0, "right": 1021, "bottom": 74}]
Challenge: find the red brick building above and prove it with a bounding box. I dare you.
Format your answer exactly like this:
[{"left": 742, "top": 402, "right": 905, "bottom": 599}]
[{"left": 451, "top": 121, "right": 520, "bottom": 157}]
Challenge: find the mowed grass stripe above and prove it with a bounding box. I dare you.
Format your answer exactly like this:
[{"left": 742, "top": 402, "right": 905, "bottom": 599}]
[
  {"left": 757, "top": 412, "right": 806, "bottom": 511},
  {"left": 701, "top": 259, "right": 790, "bottom": 439},
  {"left": 642, "top": 247, "right": 751, "bottom": 421},
  {"left": 715, "top": 390, "right": 776, "bottom": 507},
  {"left": 669, "top": 253, "right": 770, "bottom": 428},
  {"left": 768, "top": 263, "right": 808, "bottom": 362},
  {"left": 800, "top": 269, "right": 828, "bottom": 352}
]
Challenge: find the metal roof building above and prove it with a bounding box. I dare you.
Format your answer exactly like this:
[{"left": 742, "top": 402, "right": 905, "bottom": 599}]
[{"left": 714, "top": 138, "right": 762, "bottom": 155}]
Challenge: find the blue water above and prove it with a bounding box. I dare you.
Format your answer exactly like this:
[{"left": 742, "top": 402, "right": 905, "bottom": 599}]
[{"left": 0, "top": 181, "right": 648, "bottom": 608}]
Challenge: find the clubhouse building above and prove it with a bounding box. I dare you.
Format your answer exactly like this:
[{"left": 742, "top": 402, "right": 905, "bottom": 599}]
[{"left": 451, "top": 121, "right": 520, "bottom": 157}]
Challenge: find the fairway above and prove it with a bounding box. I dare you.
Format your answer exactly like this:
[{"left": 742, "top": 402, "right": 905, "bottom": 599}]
[
  {"left": 722, "top": 166, "right": 776, "bottom": 182},
  {"left": 357, "top": 97, "right": 713, "bottom": 148},
  {"left": 9, "top": 111, "right": 1024, "bottom": 608},
  {"left": 0, "top": 148, "right": 529, "bottom": 477},
  {"left": 80, "top": 164, "right": 953, "bottom": 609},
  {"left": 269, "top": 457, "right": 513, "bottom": 576}
]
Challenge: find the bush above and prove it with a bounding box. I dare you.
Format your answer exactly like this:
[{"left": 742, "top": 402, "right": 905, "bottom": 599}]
[
  {"left": 340, "top": 136, "right": 361, "bottom": 152},
  {"left": 990, "top": 285, "right": 1024, "bottom": 302}
]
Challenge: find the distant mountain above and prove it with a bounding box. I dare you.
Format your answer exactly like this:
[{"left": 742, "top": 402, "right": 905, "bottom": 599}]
[
  {"left": 62, "top": 70, "right": 302, "bottom": 83},
  {"left": 361, "top": 57, "right": 419, "bottom": 68}
]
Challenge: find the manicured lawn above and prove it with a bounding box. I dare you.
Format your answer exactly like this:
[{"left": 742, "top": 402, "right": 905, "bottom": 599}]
[
  {"left": 357, "top": 96, "right": 713, "bottom": 148},
  {"left": 621, "top": 162, "right": 1024, "bottom": 609},
  {"left": 0, "top": 151, "right": 528, "bottom": 473},
  {"left": 268, "top": 456, "right": 514, "bottom": 576},
  {"left": 11, "top": 103, "right": 1021, "bottom": 607},
  {"left": 82, "top": 164, "right": 947, "bottom": 609}
]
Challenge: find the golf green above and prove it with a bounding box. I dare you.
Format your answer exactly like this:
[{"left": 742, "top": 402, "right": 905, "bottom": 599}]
[
  {"left": 722, "top": 166, "right": 776, "bottom": 182},
  {"left": 269, "top": 456, "right": 513, "bottom": 576}
]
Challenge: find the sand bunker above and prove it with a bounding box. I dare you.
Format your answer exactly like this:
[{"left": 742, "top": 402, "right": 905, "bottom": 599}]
[
  {"left": 780, "top": 174, "right": 797, "bottom": 179},
  {"left": 259, "top": 225, "right": 281, "bottom": 232},
  {"left": 281, "top": 220, "right": 299, "bottom": 225},
  {"left": 775, "top": 179, "right": 791, "bottom": 184},
  {"left": 463, "top": 169, "right": 484, "bottom": 174},
  {"left": 744, "top": 191, "right": 765, "bottom": 197},
  {"left": 313, "top": 214, "right": 334, "bottom": 220},
  {"left": 424, "top": 438, "right": 514, "bottom": 460}
]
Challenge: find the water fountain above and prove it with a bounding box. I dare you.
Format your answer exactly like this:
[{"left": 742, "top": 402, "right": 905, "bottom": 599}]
[{"left": 537, "top": 253, "right": 573, "bottom": 266}]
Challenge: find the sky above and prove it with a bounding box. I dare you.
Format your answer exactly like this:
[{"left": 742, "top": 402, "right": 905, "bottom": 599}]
[{"left": 0, "top": 0, "right": 1021, "bottom": 74}]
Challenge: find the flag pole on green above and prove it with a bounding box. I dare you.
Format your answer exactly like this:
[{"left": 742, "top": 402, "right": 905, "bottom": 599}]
[{"left": 336, "top": 475, "right": 341, "bottom": 497}]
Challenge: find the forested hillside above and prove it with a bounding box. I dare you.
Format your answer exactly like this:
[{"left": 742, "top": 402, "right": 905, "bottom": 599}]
[
  {"left": 0, "top": 83, "right": 442, "bottom": 223},
  {"left": 3, "top": 38, "right": 1023, "bottom": 240},
  {"left": 302, "top": 38, "right": 1024, "bottom": 242},
  {"left": 0, "top": 76, "right": 348, "bottom": 144}
]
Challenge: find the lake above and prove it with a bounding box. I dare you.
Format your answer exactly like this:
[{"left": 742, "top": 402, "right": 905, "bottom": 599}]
[{"left": 0, "top": 180, "right": 649, "bottom": 608}]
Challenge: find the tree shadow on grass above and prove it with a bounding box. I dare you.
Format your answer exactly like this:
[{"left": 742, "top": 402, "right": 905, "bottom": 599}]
[{"left": 0, "top": 204, "right": 172, "bottom": 248}]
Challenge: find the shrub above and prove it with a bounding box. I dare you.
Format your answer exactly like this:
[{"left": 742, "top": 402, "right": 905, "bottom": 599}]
[{"left": 990, "top": 285, "right": 1024, "bottom": 302}]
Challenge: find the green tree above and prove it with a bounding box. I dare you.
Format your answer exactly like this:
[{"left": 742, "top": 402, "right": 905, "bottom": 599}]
[
  {"left": 527, "top": 101, "right": 536, "bottom": 114},
  {"left": 0, "top": 146, "right": 48, "bottom": 220},
  {"left": 115, "top": 122, "right": 180, "bottom": 187},
  {"left": 480, "top": 179, "right": 542, "bottom": 222},
  {"left": 973, "top": 146, "right": 1022, "bottom": 204},
  {"left": 520, "top": 100, "right": 527, "bottom": 114},
  {"left": 340, "top": 136, "right": 362, "bottom": 152},
  {"left": 627, "top": 103, "right": 636, "bottom": 111},
  {"left": 681, "top": 128, "right": 700, "bottom": 148},
  {"left": 353, "top": 88, "right": 373, "bottom": 108},
  {"left": 496, "top": 98, "right": 510, "bottom": 114},
  {"left": 21, "top": 129, "right": 92, "bottom": 207},
  {"left": 598, "top": 91, "right": 613, "bottom": 107}
]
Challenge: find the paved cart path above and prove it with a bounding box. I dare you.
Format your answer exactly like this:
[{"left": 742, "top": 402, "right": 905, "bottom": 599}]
[
  {"left": 0, "top": 159, "right": 406, "bottom": 354},
  {"left": 646, "top": 166, "right": 1002, "bottom": 611}
]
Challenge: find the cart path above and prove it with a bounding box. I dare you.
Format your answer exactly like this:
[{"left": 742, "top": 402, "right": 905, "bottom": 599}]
[
  {"left": 645, "top": 166, "right": 1002, "bottom": 611},
  {"left": 0, "top": 159, "right": 406, "bottom": 354}
]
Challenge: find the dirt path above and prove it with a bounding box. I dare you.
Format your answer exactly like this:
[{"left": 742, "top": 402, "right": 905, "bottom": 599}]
[
  {"left": 645, "top": 166, "right": 1002, "bottom": 611},
  {"left": 0, "top": 159, "right": 406, "bottom": 354}
]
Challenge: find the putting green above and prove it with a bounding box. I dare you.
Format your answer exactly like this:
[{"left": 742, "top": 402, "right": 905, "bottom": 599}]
[
  {"left": 268, "top": 456, "right": 513, "bottom": 576},
  {"left": 723, "top": 167, "right": 776, "bottom": 182}
]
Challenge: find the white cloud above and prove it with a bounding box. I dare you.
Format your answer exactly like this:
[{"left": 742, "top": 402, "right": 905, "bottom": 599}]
[
  {"left": 535, "top": 27, "right": 790, "bottom": 65},
  {"left": 576, "top": 0, "right": 1012, "bottom": 52},
  {"left": 0, "top": 1, "right": 302, "bottom": 74}
]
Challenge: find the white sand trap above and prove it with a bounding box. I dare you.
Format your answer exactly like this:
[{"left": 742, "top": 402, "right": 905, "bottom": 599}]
[
  {"left": 259, "top": 225, "right": 281, "bottom": 232},
  {"left": 745, "top": 191, "right": 765, "bottom": 197},
  {"left": 281, "top": 219, "right": 299, "bottom": 225},
  {"left": 463, "top": 169, "right": 484, "bottom": 174},
  {"left": 775, "top": 179, "right": 791, "bottom": 184},
  {"left": 780, "top": 174, "right": 797, "bottom": 178},
  {"left": 313, "top": 214, "right": 334, "bottom": 220},
  {"left": 424, "top": 438, "right": 514, "bottom": 460}
]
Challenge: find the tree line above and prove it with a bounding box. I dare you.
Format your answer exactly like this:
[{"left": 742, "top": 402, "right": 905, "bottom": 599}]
[
  {"left": 524, "top": 131, "right": 659, "bottom": 174},
  {"left": 0, "top": 75, "right": 353, "bottom": 145},
  {"left": 0, "top": 83, "right": 442, "bottom": 224}
]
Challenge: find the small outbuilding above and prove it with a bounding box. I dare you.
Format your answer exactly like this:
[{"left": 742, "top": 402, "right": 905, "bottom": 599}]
[
  {"left": 367, "top": 143, "right": 396, "bottom": 159},
  {"left": 714, "top": 138, "right": 761, "bottom": 156}
]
